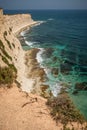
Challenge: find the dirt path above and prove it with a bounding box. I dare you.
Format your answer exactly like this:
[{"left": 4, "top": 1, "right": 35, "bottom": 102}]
[{"left": 0, "top": 84, "right": 62, "bottom": 130}]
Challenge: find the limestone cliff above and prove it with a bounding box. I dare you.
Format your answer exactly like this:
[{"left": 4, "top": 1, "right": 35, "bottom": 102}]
[
  {"left": 0, "top": 9, "right": 36, "bottom": 86},
  {"left": 4, "top": 14, "right": 34, "bottom": 34}
]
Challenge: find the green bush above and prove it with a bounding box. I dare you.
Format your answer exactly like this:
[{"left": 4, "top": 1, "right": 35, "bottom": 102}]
[
  {"left": 63, "top": 127, "right": 71, "bottom": 130},
  {"left": 8, "top": 28, "right": 12, "bottom": 35},
  {"left": 2, "top": 55, "right": 9, "bottom": 65},
  {"left": 4, "top": 31, "right": 7, "bottom": 36},
  {"left": 0, "top": 39, "right": 4, "bottom": 49},
  {"left": 3, "top": 31, "right": 12, "bottom": 49},
  {"left": 1, "top": 49, "right": 12, "bottom": 61},
  {"left": 5, "top": 39, "right": 12, "bottom": 49},
  {"left": 1, "top": 56, "right": 17, "bottom": 74},
  {"left": 9, "top": 64, "right": 17, "bottom": 73},
  {"left": 0, "top": 67, "right": 16, "bottom": 84},
  {"left": 0, "top": 39, "right": 12, "bottom": 61},
  {"left": 15, "top": 80, "right": 21, "bottom": 88}
]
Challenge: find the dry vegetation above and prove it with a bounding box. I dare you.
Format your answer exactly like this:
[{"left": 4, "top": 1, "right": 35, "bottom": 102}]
[
  {"left": 46, "top": 93, "right": 85, "bottom": 129},
  {"left": 3, "top": 31, "right": 12, "bottom": 49},
  {"left": 0, "top": 36, "right": 17, "bottom": 85},
  {"left": 0, "top": 66, "right": 17, "bottom": 85}
]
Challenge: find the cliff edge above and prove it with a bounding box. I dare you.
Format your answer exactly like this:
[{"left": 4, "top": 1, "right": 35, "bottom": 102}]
[{"left": 0, "top": 10, "right": 36, "bottom": 90}]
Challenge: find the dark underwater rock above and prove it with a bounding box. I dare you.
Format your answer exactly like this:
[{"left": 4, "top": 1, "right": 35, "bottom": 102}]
[
  {"left": 75, "top": 82, "right": 87, "bottom": 91},
  {"left": 52, "top": 56, "right": 58, "bottom": 62},
  {"left": 51, "top": 68, "right": 59, "bottom": 76},
  {"left": 60, "top": 63, "right": 72, "bottom": 75},
  {"left": 44, "top": 48, "right": 54, "bottom": 58},
  {"left": 72, "top": 90, "right": 78, "bottom": 95}
]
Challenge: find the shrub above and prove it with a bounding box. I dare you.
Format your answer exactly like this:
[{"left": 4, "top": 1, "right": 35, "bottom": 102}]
[
  {"left": 1, "top": 49, "right": 12, "bottom": 61},
  {"left": 2, "top": 55, "right": 9, "bottom": 65},
  {"left": 1, "top": 56, "right": 17, "bottom": 74},
  {"left": 9, "top": 64, "right": 17, "bottom": 73},
  {"left": 9, "top": 27, "right": 12, "bottom": 32},
  {"left": 5, "top": 39, "right": 12, "bottom": 49},
  {"left": 0, "top": 67, "right": 16, "bottom": 84},
  {"left": 63, "top": 127, "right": 71, "bottom": 130},
  {"left": 8, "top": 28, "right": 12, "bottom": 35},
  {"left": 12, "top": 43, "right": 15, "bottom": 48},
  {"left": 3, "top": 31, "right": 12, "bottom": 49},
  {"left": 0, "top": 39, "right": 12, "bottom": 61},
  {"left": 4, "top": 31, "right": 7, "bottom": 36},
  {"left": 15, "top": 80, "right": 21, "bottom": 88},
  {"left": 46, "top": 94, "right": 85, "bottom": 125},
  {"left": 0, "top": 39, "right": 4, "bottom": 49}
]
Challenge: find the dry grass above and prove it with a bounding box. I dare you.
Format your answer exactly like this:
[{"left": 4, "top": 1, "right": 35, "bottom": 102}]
[{"left": 46, "top": 93, "right": 85, "bottom": 126}]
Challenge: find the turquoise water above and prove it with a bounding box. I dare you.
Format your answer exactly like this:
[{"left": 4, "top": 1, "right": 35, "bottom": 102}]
[{"left": 5, "top": 10, "right": 87, "bottom": 119}]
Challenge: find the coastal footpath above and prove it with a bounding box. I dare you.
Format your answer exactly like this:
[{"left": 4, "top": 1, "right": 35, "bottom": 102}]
[{"left": 0, "top": 9, "right": 87, "bottom": 130}]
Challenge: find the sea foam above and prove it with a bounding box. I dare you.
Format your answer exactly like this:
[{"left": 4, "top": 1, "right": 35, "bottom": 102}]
[
  {"left": 20, "top": 29, "right": 29, "bottom": 36},
  {"left": 36, "top": 48, "right": 45, "bottom": 66},
  {"left": 52, "top": 83, "right": 62, "bottom": 97},
  {"left": 48, "top": 18, "right": 54, "bottom": 21},
  {"left": 25, "top": 41, "right": 34, "bottom": 46},
  {"left": 32, "top": 21, "right": 47, "bottom": 27}
]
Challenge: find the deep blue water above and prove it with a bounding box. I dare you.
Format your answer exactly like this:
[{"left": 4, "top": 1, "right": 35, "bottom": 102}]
[{"left": 5, "top": 10, "right": 87, "bottom": 119}]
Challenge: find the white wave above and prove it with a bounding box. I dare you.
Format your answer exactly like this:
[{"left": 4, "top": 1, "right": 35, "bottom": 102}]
[
  {"left": 25, "top": 41, "right": 34, "bottom": 47},
  {"left": 48, "top": 18, "right": 54, "bottom": 21},
  {"left": 44, "top": 67, "right": 51, "bottom": 77},
  {"left": 20, "top": 21, "right": 46, "bottom": 36},
  {"left": 42, "top": 66, "right": 62, "bottom": 97},
  {"left": 36, "top": 48, "right": 45, "bottom": 66},
  {"left": 20, "top": 31, "right": 25, "bottom": 36},
  {"left": 36, "top": 48, "right": 62, "bottom": 97},
  {"left": 52, "top": 83, "right": 62, "bottom": 97},
  {"left": 21, "top": 29, "right": 30, "bottom": 37},
  {"left": 38, "top": 21, "right": 47, "bottom": 24},
  {"left": 33, "top": 21, "right": 47, "bottom": 27}
]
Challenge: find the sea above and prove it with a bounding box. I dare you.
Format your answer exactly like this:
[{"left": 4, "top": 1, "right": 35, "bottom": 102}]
[{"left": 4, "top": 10, "right": 87, "bottom": 119}]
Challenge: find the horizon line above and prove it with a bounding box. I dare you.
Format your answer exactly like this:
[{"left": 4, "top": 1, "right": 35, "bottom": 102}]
[{"left": 4, "top": 8, "right": 87, "bottom": 11}]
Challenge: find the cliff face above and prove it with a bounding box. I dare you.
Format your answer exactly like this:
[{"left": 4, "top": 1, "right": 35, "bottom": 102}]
[
  {"left": 0, "top": 11, "right": 35, "bottom": 85},
  {"left": 4, "top": 14, "right": 34, "bottom": 34},
  {"left": 0, "top": 14, "right": 22, "bottom": 67}
]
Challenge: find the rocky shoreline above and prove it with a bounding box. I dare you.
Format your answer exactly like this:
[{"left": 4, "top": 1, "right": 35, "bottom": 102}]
[
  {"left": 24, "top": 48, "right": 53, "bottom": 98},
  {"left": 17, "top": 25, "right": 53, "bottom": 98}
]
